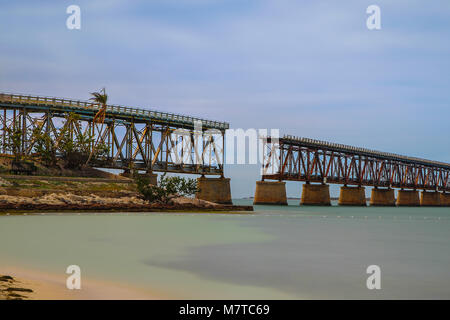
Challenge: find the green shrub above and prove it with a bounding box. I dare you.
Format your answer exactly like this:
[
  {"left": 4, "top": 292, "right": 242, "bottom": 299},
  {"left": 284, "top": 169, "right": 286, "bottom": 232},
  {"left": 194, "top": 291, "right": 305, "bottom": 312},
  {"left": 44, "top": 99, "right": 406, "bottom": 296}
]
[
  {"left": 32, "top": 128, "right": 57, "bottom": 166},
  {"left": 135, "top": 173, "right": 199, "bottom": 203}
]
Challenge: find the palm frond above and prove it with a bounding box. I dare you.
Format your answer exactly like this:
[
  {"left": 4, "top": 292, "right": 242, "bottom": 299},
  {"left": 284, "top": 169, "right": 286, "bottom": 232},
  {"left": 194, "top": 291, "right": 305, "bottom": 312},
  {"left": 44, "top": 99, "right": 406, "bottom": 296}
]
[{"left": 89, "top": 88, "right": 108, "bottom": 105}]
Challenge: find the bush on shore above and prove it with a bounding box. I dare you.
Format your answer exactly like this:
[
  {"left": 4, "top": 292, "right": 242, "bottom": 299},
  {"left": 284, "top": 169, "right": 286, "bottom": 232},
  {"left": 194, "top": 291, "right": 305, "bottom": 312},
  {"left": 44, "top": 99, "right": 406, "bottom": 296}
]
[{"left": 134, "top": 173, "right": 199, "bottom": 204}]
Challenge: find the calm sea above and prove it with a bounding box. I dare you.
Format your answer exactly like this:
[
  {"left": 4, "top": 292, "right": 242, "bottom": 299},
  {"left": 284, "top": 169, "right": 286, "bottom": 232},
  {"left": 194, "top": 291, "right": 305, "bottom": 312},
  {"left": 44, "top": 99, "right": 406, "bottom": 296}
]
[{"left": 1, "top": 200, "right": 450, "bottom": 299}]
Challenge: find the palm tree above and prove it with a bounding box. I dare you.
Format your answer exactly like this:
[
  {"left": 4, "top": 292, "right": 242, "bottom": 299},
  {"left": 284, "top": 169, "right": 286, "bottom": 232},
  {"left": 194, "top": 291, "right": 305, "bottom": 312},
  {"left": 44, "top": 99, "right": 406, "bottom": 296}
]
[
  {"left": 86, "top": 88, "right": 108, "bottom": 164},
  {"left": 90, "top": 88, "right": 108, "bottom": 123},
  {"left": 90, "top": 87, "right": 108, "bottom": 104}
]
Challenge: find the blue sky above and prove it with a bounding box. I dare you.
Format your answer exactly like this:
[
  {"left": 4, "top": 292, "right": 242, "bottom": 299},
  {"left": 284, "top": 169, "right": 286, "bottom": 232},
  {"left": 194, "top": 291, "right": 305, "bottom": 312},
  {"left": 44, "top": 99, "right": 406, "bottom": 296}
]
[{"left": 1, "top": 0, "right": 449, "bottom": 197}]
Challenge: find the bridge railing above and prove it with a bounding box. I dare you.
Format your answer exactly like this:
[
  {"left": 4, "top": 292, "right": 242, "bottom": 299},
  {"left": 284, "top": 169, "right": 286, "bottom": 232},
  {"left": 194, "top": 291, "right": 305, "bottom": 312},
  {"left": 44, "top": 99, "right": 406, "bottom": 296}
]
[
  {"left": 0, "top": 93, "right": 229, "bottom": 130},
  {"left": 281, "top": 135, "right": 450, "bottom": 170}
]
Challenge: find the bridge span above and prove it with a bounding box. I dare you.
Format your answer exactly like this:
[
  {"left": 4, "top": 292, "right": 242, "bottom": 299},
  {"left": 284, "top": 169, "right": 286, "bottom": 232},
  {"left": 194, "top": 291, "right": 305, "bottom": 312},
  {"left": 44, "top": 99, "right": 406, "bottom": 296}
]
[
  {"left": 0, "top": 92, "right": 232, "bottom": 204},
  {"left": 255, "top": 135, "right": 450, "bottom": 206}
]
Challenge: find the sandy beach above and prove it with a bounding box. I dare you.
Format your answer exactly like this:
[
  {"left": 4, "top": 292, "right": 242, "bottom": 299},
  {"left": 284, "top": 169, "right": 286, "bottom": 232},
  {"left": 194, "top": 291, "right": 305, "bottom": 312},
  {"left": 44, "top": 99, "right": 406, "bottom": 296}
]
[{"left": 0, "top": 265, "right": 167, "bottom": 300}]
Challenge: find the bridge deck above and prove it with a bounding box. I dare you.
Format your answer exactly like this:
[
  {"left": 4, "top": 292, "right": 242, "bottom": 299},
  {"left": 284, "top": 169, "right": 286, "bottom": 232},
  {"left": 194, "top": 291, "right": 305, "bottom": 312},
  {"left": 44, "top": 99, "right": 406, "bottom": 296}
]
[
  {"left": 0, "top": 93, "right": 228, "bottom": 130},
  {"left": 281, "top": 135, "right": 450, "bottom": 170},
  {"left": 0, "top": 92, "right": 225, "bottom": 175},
  {"left": 262, "top": 135, "right": 450, "bottom": 191}
]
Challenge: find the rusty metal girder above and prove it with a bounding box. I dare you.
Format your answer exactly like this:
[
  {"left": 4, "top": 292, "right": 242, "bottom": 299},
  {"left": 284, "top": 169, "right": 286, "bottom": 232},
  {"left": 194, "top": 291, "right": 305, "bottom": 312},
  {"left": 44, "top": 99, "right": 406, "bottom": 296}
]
[
  {"left": 0, "top": 106, "right": 224, "bottom": 176},
  {"left": 261, "top": 136, "right": 450, "bottom": 191}
]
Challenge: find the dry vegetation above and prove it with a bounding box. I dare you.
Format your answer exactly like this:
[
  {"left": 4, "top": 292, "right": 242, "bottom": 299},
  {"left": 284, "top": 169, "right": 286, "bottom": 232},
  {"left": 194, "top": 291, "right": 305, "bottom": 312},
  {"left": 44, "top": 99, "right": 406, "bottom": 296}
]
[
  {"left": 0, "top": 275, "right": 33, "bottom": 300},
  {"left": 0, "top": 157, "right": 252, "bottom": 213}
]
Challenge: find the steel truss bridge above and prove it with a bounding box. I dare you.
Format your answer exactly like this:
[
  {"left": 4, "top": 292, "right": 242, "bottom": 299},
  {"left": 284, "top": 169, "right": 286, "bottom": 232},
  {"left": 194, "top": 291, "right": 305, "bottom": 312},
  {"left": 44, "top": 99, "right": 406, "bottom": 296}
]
[
  {"left": 261, "top": 135, "right": 450, "bottom": 192},
  {"left": 0, "top": 93, "right": 228, "bottom": 175}
]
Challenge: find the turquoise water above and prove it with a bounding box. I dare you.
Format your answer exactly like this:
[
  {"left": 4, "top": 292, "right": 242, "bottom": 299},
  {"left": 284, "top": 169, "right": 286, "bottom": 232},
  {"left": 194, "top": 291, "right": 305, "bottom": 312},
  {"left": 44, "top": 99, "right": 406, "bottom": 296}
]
[{"left": 1, "top": 200, "right": 450, "bottom": 299}]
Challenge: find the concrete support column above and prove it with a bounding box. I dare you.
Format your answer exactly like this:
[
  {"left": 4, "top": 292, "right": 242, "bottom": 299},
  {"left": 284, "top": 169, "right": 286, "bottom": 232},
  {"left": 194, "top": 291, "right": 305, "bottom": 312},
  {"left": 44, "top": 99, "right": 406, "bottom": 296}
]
[
  {"left": 420, "top": 191, "right": 441, "bottom": 206},
  {"left": 338, "top": 186, "right": 366, "bottom": 206},
  {"left": 146, "top": 173, "right": 158, "bottom": 185},
  {"left": 253, "top": 181, "right": 287, "bottom": 205},
  {"left": 300, "top": 183, "right": 331, "bottom": 206},
  {"left": 396, "top": 190, "right": 420, "bottom": 206},
  {"left": 440, "top": 193, "right": 450, "bottom": 207},
  {"left": 370, "top": 188, "right": 395, "bottom": 206},
  {"left": 196, "top": 177, "right": 232, "bottom": 204}
]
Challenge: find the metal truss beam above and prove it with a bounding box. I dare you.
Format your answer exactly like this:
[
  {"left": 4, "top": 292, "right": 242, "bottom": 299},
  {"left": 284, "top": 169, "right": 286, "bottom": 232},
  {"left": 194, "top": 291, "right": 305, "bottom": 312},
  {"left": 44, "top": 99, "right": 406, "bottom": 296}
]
[
  {"left": 261, "top": 136, "right": 450, "bottom": 191},
  {"left": 0, "top": 104, "right": 224, "bottom": 176}
]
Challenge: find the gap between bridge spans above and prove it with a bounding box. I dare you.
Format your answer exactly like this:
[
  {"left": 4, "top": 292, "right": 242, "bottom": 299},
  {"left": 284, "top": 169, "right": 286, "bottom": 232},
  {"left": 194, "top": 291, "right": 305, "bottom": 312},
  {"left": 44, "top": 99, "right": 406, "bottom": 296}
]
[
  {"left": 170, "top": 122, "right": 280, "bottom": 167},
  {"left": 3, "top": 93, "right": 449, "bottom": 179},
  {"left": 0, "top": 92, "right": 282, "bottom": 169}
]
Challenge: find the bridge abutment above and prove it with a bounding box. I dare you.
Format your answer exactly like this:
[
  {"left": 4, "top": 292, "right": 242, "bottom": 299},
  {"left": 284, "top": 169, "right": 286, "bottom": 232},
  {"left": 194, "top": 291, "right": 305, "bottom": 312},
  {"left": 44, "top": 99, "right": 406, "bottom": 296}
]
[
  {"left": 420, "top": 191, "right": 441, "bottom": 206},
  {"left": 370, "top": 188, "right": 396, "bottom": 206},
  {"left": 338, "top": 186, "right": 366, "bottom": 206},
  {"left": 396, "top": 190, "right": 420, "bottom": 206},
  {"left": 300, "top": 183, "right": 331, "bottom": 206},
  {"left": 253, "top": 181, "right": 287, "bottom": 205},
  {"left": 196, "top": 177, "right": 232, "bottom": 204},
  {"left": 440, "top": 193, "right": 450, "bottom": 206}
]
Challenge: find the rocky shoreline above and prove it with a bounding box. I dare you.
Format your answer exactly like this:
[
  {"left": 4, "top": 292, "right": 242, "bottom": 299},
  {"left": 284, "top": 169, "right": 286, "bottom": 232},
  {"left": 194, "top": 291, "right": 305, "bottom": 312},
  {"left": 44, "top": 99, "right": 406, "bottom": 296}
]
[{"left": 0, "top": 193, "right": 253, "bottom": 213}]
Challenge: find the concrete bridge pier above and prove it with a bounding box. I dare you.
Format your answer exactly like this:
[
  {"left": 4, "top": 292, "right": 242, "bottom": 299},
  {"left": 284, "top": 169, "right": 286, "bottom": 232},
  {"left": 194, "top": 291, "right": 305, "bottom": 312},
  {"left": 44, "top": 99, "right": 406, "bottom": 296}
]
[
  {"left": 370, "top": 188, "right": 396, "bottom": 206},
  {"left": 300, "top": 183, "right": 331, "bottom": 206},
  {"left": 420, "top": 191, "right": 441, "bottom": 206},
  {"left": 146, "top": 172, "right": 158, "bottom": 185},
  {"left": 338, "top": 186, "right": 367, "bottom": 206},
  {"left": 396, "top": 189, "right": 420, "bottom": 206},
  {"left": 253, "top": 181, "right": 287, "bottom": 205},
  {"left": 196, "top": 177, "right": 232, "bottom": 204},
  {"left": 440, "top": 193, "right": 450, "bottom": 206}
]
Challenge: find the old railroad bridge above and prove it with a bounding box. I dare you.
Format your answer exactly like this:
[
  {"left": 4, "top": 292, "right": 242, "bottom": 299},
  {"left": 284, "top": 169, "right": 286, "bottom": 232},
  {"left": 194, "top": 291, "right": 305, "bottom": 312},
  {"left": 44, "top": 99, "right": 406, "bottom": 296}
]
[
  {"left": 255, "top": 136, "right": 450, "bottom": 206},
  {"left": 1, "top": 92, "right": 449, "bottom": 206}
]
